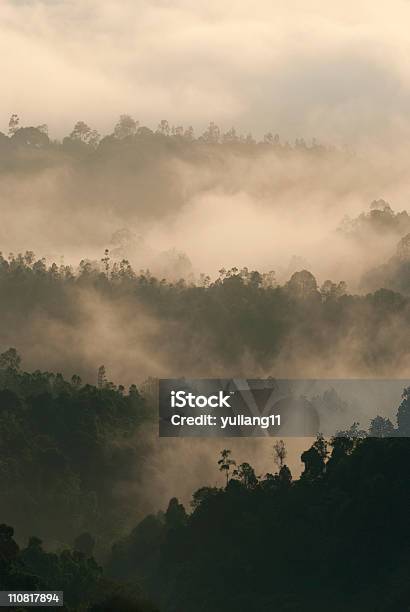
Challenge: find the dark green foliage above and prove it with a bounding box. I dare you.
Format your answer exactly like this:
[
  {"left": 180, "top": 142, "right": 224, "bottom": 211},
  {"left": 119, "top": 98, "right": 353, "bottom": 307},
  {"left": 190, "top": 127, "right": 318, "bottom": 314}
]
[
  {"left": 0, "top": 356, "right": 152, "bottom": 546},
  {"left": 0, "top": 524, "right": 157, "bottom": 611},
  {"left": 73, "top": 532, "right": 96, "bottom": 557},
  {"left": 217, "top": 449, "right": 236, "bottom": 484},
  {"left": 89, "top": 593, "right": 159, "bottom": 612},
  {"left": 109, "top": 434, "right": 410, "bottom": 612}
]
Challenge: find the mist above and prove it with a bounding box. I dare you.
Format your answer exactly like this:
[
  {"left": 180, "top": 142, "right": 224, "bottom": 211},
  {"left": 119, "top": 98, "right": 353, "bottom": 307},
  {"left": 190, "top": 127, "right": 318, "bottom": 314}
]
[
  {"left": 1, "top": 136, "right": 410, "bottom": 292},
  {"left": 3, "top": 1, "right": 410, "bottom": 149},
  {"left": 2, "top": 0, "right": 410, "bottom": 558}
]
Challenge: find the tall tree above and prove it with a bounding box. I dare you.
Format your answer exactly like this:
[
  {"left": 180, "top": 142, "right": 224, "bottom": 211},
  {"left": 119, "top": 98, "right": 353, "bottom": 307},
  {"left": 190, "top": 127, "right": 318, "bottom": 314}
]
[
  {"left": 273, "top": 439, "right": 287, "bottom": 470},
  {"left": 218, "top": 449, "right": 236, "bottom": 485},
  {"left": 114, "top": 114, "right": 138, "bottom": 139},
  {"left": 8, "top": 114, "right": 19, "bottom": 136}
]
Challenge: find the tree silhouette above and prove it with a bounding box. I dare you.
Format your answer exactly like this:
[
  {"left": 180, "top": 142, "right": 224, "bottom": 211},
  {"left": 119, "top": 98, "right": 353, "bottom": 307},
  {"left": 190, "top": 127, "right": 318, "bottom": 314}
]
[
  {"left": 73, "top": 532, "right": 95, "bottom": 557},
  {"left": 369, "top": 415, "right": 395, "bottom": 437},
  {"left": 273, "top": 439, "right": 287, "bottom": 470},
  {"left": 69, "top": 121, "right": 100, "bottom": 147},
  {"left": 218, "top": 449, "right": 236, "bottom": 485},
  {"left": 114, "top": 114, "right": 138, "bottom": 139},
  {"left": 97, "top": 365, "right": 107, "bottom": 388},
  {"left": 0, "top": 347, "right": 21, "bottom": 370},
  {"left": 8, "top": 114, "right": 19, "bottom": 136},
  {"left": 301, "top": 433, "right": 328, "bottom": 480},
  {"left": 232, "top": 462, "right": 258, "bottom": 489},
  {"left": 397, "top": 387, "right": 410, "bottom": 435}
]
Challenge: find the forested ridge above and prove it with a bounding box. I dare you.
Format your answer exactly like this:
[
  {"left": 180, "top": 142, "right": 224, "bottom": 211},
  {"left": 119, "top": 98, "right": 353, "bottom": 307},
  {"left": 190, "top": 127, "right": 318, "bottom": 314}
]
[
  {"left": 1, "top": 250, "right": 410, "bottom": 378},
  {"left": 1, "top": 113, "right": 329, "bottom": 155},
  {"left": 1, "top": 114, "right": 410, "bottom": 610},
  {"left": 0, "top": 114, "right": 332, "bottom": 224},
  {"left": 0, "top": 522, "right": 158, "bottom": 611},
  {"left": 0, "top": 348, "right": 154, "bottom": 545},
  {"left": 108, "top": 433, "right": 410, "bottom": 612},
  {"left": 4, "top": 0, "right": 410, "bottom": 605},
  {"left": 0, "top": 353, "right": 158, "bottom": 609},
  {"left": 1, "top": 351, "right": 409, "bottom": 610}
]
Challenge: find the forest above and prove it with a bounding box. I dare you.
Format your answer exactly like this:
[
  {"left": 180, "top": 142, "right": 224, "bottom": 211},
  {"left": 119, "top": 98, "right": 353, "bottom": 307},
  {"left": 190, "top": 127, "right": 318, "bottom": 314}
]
[
  {"left": 4, "top": 0, "right": 410, "bottom": 607},
  {"left": 1, "top": 117, "right": 410, "bottom": 610},
  {"left": 1, "top": 351, "right": 409, "bottom": 610},
  {"left": 1, "top": 248, "right": 410, "bottom": 380},
  {"left": 1, "top": 113, "right": 409, "bottom": 292},
  {"left": 108, "top": 433, "right": 410, "bottom": 611}
]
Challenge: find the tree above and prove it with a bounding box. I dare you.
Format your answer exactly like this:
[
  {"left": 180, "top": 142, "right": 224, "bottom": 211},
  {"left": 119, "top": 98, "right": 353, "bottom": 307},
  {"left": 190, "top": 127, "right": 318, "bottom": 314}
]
[
  {"left": 89, "top": 592, "right": 159, "bottom": 612},
  {"left": 273, "top": 439, "right": 286, "bottom": 470},
  {"left": 191, "top": 487, "right": 219, "bottom": 510},
  {"left": 69, "top": 121, "right": 100, "bottom": 147},
  {"left": 36, "top": 124, "right": 48, "bottom": 135},
  {"left": 396, "top": 233, "right": 410, "bottom": 262},
  {"left": 233, "top": 462, "right": 258, "bottom": 489},
  {"left": 369, "top": 416, "right": 395, "bottom": 438},
  {"left": 222, "top": 127, "right": 239, "bottom": 144},
  {"left": 327, "top": 435, "right": 354, "bottom": 470},
  {"left": 286, "top": 270, "right": 320, "bottom": 300},
  {"left": 336, "top": 422, "right": 367, "bottom": 440},
  {"left": 136, "top": 126, "right": 154, "bottom": 138},
  {"left": 183, "top": 126, "right": 194, "bottom": 141},
  {"left": 11, "top": 127, "right": 49, "bottom": 148},
  {"left": 320, "top": 280, "right": 347, "bottom": 301},
  {"left": 73, "top": 532, "right": 95, "bottom": 557},
  {"left": 0, "top": 348, "right": 21, "bottom": 371},
  {"left": 241, "top": 132, "right": 255, "bottom": 144},
  {"left": 301, "top": 434, "right": 328, "bottom": 480},
  {"left": 97, "top": 366, "right": 107, "bottom": 389},
  {"left": 264, "top": 132, "right": 280, "bottom": 145},
  {"left": 370, "top": 198, "right": 392, "bottom": 212},
  {"left": 8, "top": 114, "right": 19, "bottom": 136},
  {"left": 156, "top": 119, "right": 170, "bottom": 136},
  {"left": 218, "top": 449, "right": 236, "bottom": 485},
  {"left": 278, "top": 464, "right": 292, "bottom": 486},
  {"left": 70, "top": 121, "right": 90, "bottom": 142},
  {"left": 397, "top": 387, "right": 410, "bottom": 435},
  {"left": 165, "top": 498, "right": 187, "bottom": 530},
  {"left": 101, "top": 249, "right": 110, "bottom": 276},
  {"left": 0, "top": 524, "right": 19, "bottom": 561},
  {"left": 71, "top": 374, "right": 82, "bottom": 388},
  {"left": 200, "top": 122, "right": 220, "bottom": 144},
  {"left": 114, "top": 114, "right": 138, "bottom": 139},
  {"left": 313, "top": 433, "right": 328, "bottom": 460},
  {"left": 171, "top": 125, "right": 184, "bottom": 137}
]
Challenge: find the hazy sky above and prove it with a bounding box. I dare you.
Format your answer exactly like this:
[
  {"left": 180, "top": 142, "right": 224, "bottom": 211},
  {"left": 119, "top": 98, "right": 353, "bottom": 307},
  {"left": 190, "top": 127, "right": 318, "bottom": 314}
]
[{"left": 1, "top": 0, "right": 410, "bottom": 145}]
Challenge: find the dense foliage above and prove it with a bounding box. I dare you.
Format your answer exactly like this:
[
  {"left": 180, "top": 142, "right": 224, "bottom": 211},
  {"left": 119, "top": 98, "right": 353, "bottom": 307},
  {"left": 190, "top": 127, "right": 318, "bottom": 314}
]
[
  {"left": 1, "top": 252, "right": 410, "bottom": 377},
  {"left": 0, "top": 352, "right": 153, "bottom": 547},
  {"left": 2, "top": 356, "right": 410, "bottom": 610},
  {"left": 0, "top": 524, "right": 158, "bottom": 611},
  {"left": 1, "top": 114, "right": 410, "bottom": 609},
  {"left": 1, "top": 260, "right": 410, "bottom": 609},
  {"left": 0, "top": 115, "right": 334, "bottom": 230},
  {"left": 109, "top": 426, "right": 410, "bottom": 611}
]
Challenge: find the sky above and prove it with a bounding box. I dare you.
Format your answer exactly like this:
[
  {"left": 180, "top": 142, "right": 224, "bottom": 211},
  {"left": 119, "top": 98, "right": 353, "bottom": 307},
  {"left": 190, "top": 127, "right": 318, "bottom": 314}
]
[{"left": 1, "top": 0, "right": 410, "bottom": 146}]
